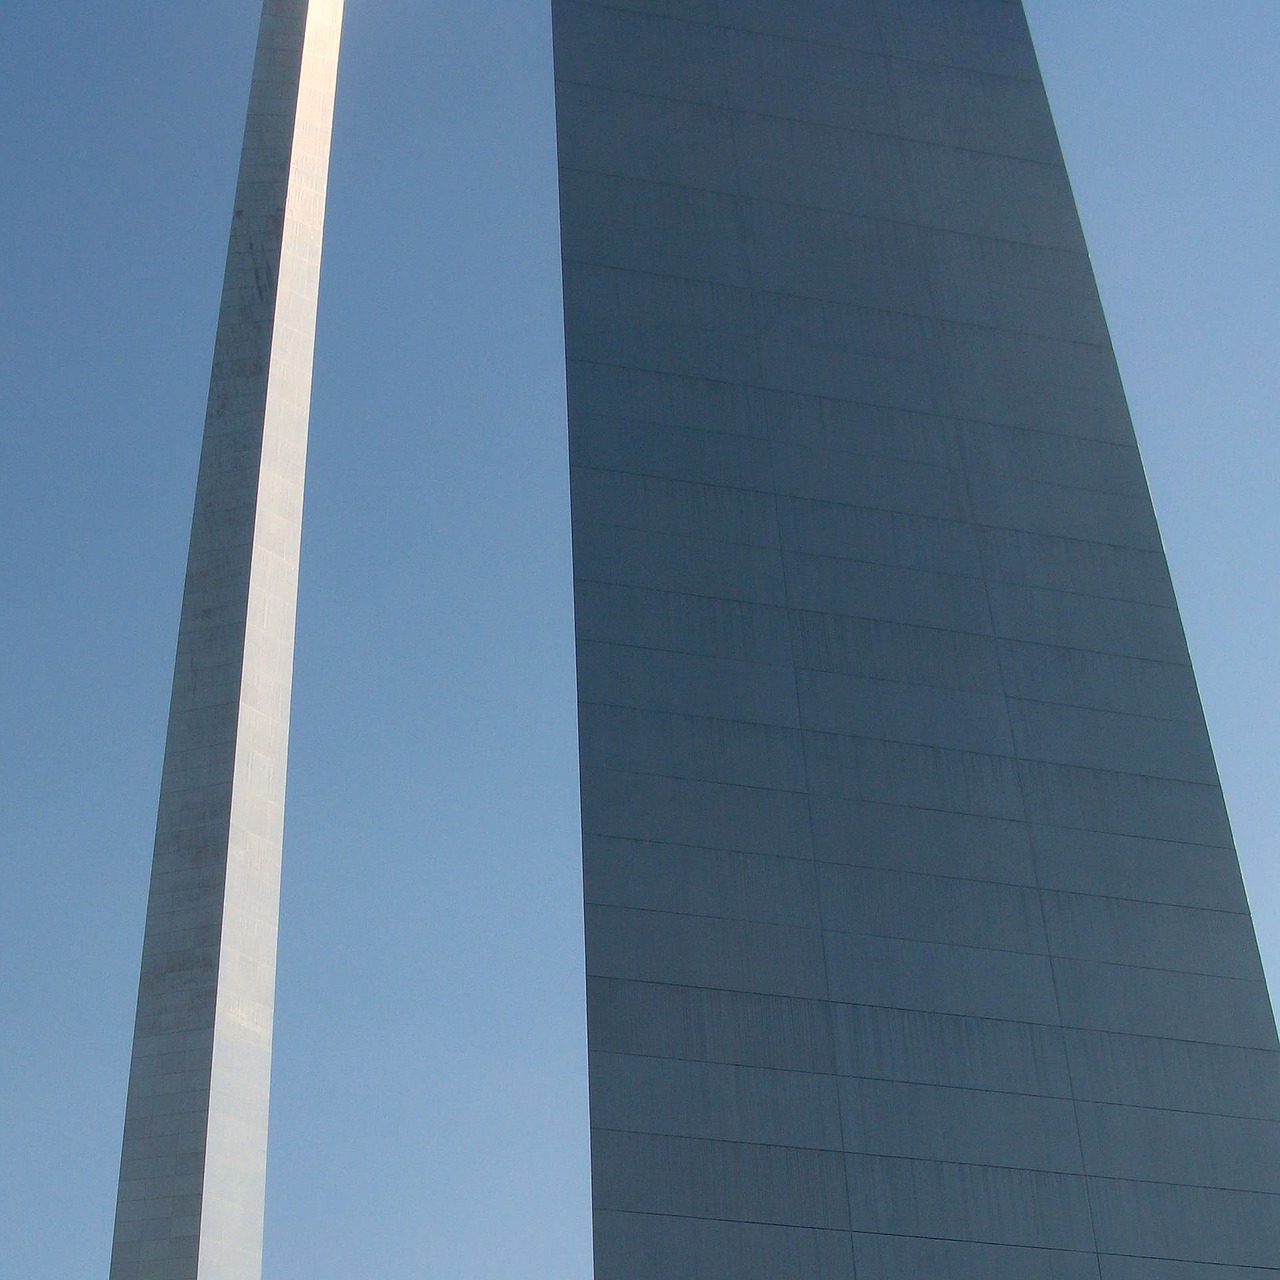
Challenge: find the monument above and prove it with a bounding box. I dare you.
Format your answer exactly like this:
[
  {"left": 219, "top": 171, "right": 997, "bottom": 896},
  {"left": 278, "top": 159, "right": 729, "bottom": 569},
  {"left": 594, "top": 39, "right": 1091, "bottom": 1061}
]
[
  {"left": 110, "top": 1, "right": 1280, "bottom": 1276},
  {"left": 553, "top": 1, "right": 1280, "bottom": 1276},
  {"left": 107, "top": 2, "right": 343, "bottom": 1277}
]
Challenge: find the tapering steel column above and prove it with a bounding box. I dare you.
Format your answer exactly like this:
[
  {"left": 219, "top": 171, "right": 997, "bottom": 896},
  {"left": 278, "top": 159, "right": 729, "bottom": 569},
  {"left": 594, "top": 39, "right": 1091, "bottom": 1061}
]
[
  {"left": 553, "top": 1, "right": 1280, "bottom": 1274},
  {"left": 109, "top": 3, "right": 343, "bottom": 1276}
]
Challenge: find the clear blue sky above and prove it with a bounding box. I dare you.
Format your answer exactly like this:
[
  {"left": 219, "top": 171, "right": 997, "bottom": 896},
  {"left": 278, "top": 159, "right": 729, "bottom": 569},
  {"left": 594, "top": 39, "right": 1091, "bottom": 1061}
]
[{"left": 1, "top": 3, "right": 1277, "bottom": 1277}]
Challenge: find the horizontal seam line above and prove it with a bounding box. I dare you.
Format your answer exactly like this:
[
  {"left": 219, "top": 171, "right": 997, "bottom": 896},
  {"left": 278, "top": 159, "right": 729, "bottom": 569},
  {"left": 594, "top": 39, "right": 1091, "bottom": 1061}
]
[
  {"left": 587, "top": 901, "right": 1259, "bottom": 981},
  {"left": 554, "top": 79, "right": 1060, "bottom": 168},
  {"left": 562, "top": 256, "right": 1110, "bottom": 355},
  {"left": 591, "top": 1124, "right": 1280, "bottom": 1196},
  {"left": 588, "top": 1048, "right": 1274, "bottom": 1122},
  {"left": 585, "top": 980, "right": 1276, "bottom": 1052},
  {"left": 562, "top": 1, "right": 1040, "bottom": 88},
  {"left": 573, "top": 572, "right": 1192, "bottom": 664},
  {"left": 565, "top": 353, "right": 1133, "bottom": 443},
  {"left": 556, "top": 163, "right": 1084, "bottom": 257}
]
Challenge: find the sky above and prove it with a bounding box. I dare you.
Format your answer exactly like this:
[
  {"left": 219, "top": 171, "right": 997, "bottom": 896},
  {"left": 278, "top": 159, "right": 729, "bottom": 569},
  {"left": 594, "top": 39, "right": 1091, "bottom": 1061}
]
[{"left": 1, "top": 3, "right": 1277, "bottom": 1277}]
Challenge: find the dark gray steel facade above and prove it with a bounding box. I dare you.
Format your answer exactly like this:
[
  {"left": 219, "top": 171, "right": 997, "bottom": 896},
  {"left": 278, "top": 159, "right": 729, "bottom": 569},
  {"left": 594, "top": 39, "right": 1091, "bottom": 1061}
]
[{"left": 552, "top": 2, "right": 1280, "bottom": 1275}]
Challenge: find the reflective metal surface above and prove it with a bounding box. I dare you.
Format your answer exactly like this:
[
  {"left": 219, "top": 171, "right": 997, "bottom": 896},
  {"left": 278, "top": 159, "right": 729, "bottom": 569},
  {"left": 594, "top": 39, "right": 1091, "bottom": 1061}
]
[{"left": 109, "top": 4, "right": 343, "bottom": 1276}]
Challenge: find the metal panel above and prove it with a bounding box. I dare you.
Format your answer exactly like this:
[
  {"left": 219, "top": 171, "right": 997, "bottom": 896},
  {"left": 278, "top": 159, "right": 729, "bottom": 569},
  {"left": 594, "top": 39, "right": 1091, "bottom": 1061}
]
[
  {"left": 110, "top": 3, "right": 344, "bottom": 1277},
  {"left": 554, "top": 0, "right": 1280, "bottom": 1272}
]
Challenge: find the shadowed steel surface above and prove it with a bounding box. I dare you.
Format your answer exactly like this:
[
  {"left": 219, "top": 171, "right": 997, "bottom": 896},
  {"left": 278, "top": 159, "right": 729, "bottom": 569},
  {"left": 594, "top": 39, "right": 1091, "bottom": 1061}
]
[
  {"left": 552, "top": 1, "right": 1280, "bottom": 1275},
  {"left": 108, "top": 2, "right": 342, "bottom": 1277}
]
